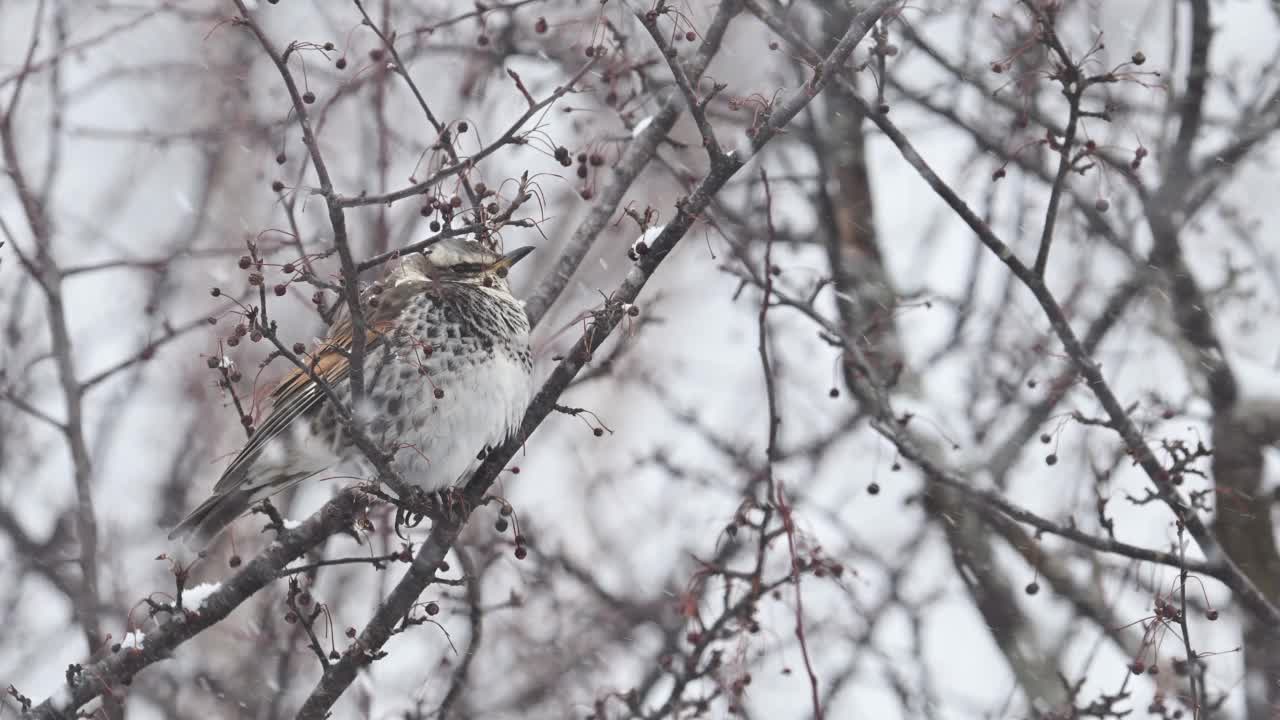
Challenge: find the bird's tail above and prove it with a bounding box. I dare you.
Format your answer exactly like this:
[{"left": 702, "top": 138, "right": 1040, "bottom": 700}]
[
  {"left": 167, "top": 487, "right": 259, "bottom": 548},
  {"left": 168, "top": 468, "right": 324, "bottom": 549}
]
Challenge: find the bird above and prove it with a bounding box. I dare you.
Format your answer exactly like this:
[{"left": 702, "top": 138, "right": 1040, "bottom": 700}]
[{"left": 170, "top": 238, "right": 536, "bottom": 547}]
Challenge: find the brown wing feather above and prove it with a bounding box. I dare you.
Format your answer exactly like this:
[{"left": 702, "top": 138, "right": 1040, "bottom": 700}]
[{"left": 211, "top": 279, "right": 427, "bottom": 494}]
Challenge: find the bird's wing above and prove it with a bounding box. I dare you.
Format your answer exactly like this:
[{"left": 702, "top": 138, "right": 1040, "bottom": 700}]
[{"left": 212, "top": 278, "right": 430, "bottom": 494}]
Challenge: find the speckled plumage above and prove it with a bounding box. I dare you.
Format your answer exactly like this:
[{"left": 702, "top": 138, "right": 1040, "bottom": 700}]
[
  {"left": 170, "top": 239, "right": 535, "bottom": 546},
  {"left": 322, "top": 277, "right": 533, "bottom": 484}
]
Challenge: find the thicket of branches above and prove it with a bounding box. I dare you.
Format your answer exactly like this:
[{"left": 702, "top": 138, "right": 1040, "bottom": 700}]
[{"left": 3, "top": 1, "right": 1280, "bottom": 718}]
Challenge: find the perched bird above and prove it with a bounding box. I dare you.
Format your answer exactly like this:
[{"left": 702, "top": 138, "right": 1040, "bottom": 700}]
[{"left": 170, "top": 238, "right": 536, "bottom": 547}]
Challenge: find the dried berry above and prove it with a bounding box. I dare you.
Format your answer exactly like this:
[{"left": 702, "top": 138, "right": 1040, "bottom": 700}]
[
  {"left": 302, "top": 91, "right": 316, "bottom": 104},
  {"left": 534, "top": 17, "right": 548, "bottom": 34}
]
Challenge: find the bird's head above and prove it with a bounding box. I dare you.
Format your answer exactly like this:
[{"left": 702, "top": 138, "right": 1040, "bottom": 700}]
[{"left": 392, "top": 237, "right": 535, "bottom": 293}]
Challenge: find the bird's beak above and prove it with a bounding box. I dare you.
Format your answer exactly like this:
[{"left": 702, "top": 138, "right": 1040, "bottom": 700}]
[{"left": 494, "top": 245, "right": 536, "bottom": 270}]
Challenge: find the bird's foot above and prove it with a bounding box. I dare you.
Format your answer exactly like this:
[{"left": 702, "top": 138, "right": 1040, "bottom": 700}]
[
  {"left": 432, "top": 487, "right": 470, "bottom": 522},
  {"left": 378, "top": 486, "right": 471, "bottom": 539}
]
